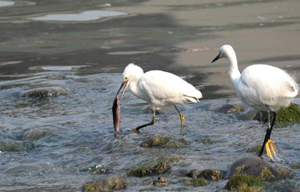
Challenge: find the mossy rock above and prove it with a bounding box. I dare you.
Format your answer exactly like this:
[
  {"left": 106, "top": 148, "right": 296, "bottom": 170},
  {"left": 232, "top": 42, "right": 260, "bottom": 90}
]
[
  {"left": 218, "top": 104, "right": 245, "bottom": 114},
  {"left": 254, "top": 103, "right": 300, "bottom": 127},
  {"left": 152, "top": 177, "right": 171, "bottom": 187},
  {"left": 82, "top": 176, "right": 128, "bottom": 192},
  {"left": 140, "top": 136, "right": 187, "bottom": 148},
  {"left": 184, "top": 178, "right": 209, "bottom": 187},
  {"left": 225, "top": 174, "right": 262, "bottom": 190},
  {"left": 0, "top": 141, "right": 23, "bottom": 152},
  {"left": 228, "top": 157, "right": 292, "bottom": 182},
  {"left": 246, "top": 145, "right": 261, "bottom": 154},
  {"left": 186, "top": 169, "right": 221, "bottom": 181},
  {"left": 80, "top": 164, "right": 112, "bottom": 174},
  {"left": 127, "top": 158, "right": 171, "bottom": 177},
  {"left": 291, "top": 164, "right": 300, "bottom": 170},
  {"left": 19, "top": 87, "right": 68, "bottom": 98}
]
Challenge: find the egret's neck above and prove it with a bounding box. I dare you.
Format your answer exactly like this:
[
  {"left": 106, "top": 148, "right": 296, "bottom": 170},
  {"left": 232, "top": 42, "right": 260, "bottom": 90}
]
[{"left": 227, "top": 52, "right": 241, "bottom": 87}]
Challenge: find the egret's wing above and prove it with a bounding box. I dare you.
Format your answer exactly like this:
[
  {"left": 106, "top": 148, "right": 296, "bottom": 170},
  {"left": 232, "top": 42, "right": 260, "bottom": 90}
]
[
  {"left": 138, "top": 71, "right": 202, "bottom": 105},
  {"left": 238, "top": 64, "right": 298, "bottom": 108}
]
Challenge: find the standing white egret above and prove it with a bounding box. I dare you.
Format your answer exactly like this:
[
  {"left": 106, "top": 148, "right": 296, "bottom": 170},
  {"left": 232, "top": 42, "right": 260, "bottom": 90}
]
[
  {"left": 116, "top": 63, "right": 202, "bottom": 135},
  {"left": 212, "top": 45, "right": 299, "bottom": 161}
]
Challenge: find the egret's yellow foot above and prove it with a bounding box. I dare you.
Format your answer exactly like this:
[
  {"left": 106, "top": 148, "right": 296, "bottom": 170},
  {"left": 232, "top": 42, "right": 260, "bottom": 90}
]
[{"left": 265, "top": 139, "right": 277, "bottom": 161}]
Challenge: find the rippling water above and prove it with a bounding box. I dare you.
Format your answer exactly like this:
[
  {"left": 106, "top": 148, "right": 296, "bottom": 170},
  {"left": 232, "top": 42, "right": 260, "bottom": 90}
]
[{"left": 0, "top": 69, "right": 299, "bottom": 191}]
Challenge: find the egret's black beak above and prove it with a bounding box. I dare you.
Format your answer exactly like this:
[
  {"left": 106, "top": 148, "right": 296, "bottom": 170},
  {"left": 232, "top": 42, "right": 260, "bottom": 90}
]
[
  {"left": 212, "top": 53, "right": 221, "bottom": 63},
  {"left": 117, "top": 80, "right": 129, "bottom": 100}
]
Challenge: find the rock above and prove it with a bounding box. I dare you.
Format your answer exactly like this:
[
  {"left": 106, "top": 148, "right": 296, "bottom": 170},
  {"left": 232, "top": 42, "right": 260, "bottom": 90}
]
[
  {"left": 140, "top": 136, "right": 187, "bottom": 148},
  {"left": 228, "top": 157, "right": 293, "bottom": 181},
  {"left": 225, "top": 174, "right": 263, "bottom": 191},
  {"left": 184, "top": 178, "right": 210, "bottom": 187},
  {"left": 80, "top": 164, "right": 112, "bottom": 174},
  {"left": 291, "top": 164, "right": 300, "bottom": 170},
  {"left": 0, "top": 141, "right": 23, "bottom": 152},
  {"left": 127, "top": 158, "right": 172, "bottom": 177},
  {"left": 152, "top": 177, "right": 171, "bottom": 187},
  {"left": 246, "top": 145, "right": 261, "bottom": 154},
  {"left": 186, "top": 169, "right": 221, "bottom": 181},
  {"left": 19, "top": 87, "right": 68, "bottom": 98},
  {"left": 218, "top": 104, "right": 244, "bottom": 114},
  {"left": 23, "top": 129, "right": 49, "bottom": 141},
  {"left": 254, "top": 103, "right": 300, "bottom": 127},
  {"left": 82, "top": 176, "right": 128, "bottom": 192}
]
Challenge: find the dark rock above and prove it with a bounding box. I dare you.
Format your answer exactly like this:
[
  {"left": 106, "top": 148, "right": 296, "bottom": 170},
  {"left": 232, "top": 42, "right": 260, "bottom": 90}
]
[
  {"left": 228, "top": 157, "right": 293, "bottom": 181},
  {"left": 19, "top": 87, "right": 68, "bottom": 98},
  {"left": 140, "top": 136, "right": 187, "bottom": 148},
  {"left": 186, "top": 169, "right": 221, "bottom": 181},
  {"left": 152, "top": 177, "right": 171, "bottom": 187},
  {"left": 218, "top": 104, "right": 244, "bottom": 114},
  {"left": 0, "top": 141, "right": 23, "bottom": 152},
  {"left": 82, "top": 176, "right": 128, "bottom": 192},
  {"left": 127, "top": 158, "right": 172, "bottom": 177},
  {"left": 254, "top": 103, "right": 300, "bottom": 127},
  {"left": 184, "top": 178, "right": 210, "bottom": 187},
  {"left": 23, "top": 129, "right": 49, "bottom": 141}
]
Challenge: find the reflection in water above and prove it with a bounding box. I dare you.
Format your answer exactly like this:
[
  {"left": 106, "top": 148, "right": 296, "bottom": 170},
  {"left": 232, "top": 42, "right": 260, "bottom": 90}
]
[
  {"left": 32, "top": 10, "right": 127, "bottom": 21},
  {"left": 0, "top": 0, "right": 14, "bottom": 7}
]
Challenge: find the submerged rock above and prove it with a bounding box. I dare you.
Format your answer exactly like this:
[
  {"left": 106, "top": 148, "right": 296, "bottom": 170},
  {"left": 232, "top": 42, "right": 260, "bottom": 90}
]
[
  {"left": 254, "top": 103, "right": 300, "bottom": 127},
  {"left": 186, "top": 169, "right": 221, "bottom": 181},
  {"left": 19, "top": 87, "right": 68, "bottom": 98},
  {"left": 218, "top": 103, "right": 245, "bottom": 114},
  {"left": 228, "top": 157, "right": 293, "bottom": 181},
  {"left": 140, "top": 136, "right": 187, "bottom": 148},
  {"left": 82, "top": 176, "right": 128, "bottom": 192},
  {"left": 184, "top": 177, "right": 210, "bottom": 187},
  {"left": 23, "top": 129, "right": 49, "bottom": 141},
  {"left": 246, "top": 145, "right": 261, "bottom": 154},
  {"left": 0, "top": 141, "right": 22, "bottom": 152},
  {"left": 80, "top": 164, "right": 112, "bottom": 174},
  {"left": 127, "top": 158, "right": 172, "bottom": 177},
  {"left": 152, "top": 177, "right": 171, "bottom": 187}
]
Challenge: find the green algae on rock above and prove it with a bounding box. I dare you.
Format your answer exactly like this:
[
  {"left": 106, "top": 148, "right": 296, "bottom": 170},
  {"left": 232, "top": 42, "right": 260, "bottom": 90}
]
[
  {"left": 19, "top": 87, "right": 68, "bottom": 98},
  {"left": 225, "top": 174, "right": 263, "bottom": 190},
  {"left": 140, "top": 136, "right": 187, "bottom": 148},
  {"left": 184, "top": 177, "right": 210, "bottom": 187},
  {"left": 186, "top": 169, "right": 221, "bottom": 181},
  {"left": 218, "top": 103, "right": 245, "bottom": 114},
  {"left": 152, "top": 177, "right": 171, "bottom": 187},
  {"left": 127, "top": 158, "right": 172, "bottom": 177},
  {"left": 254, "top": 103, "right": 300, "bottom": 127},
  {"left": 82, "top": 176, "right": 128, "bottom": 192},
  {"left": 246, "top": 145, "right": 261, "bottom": 154},
  {"left": 0, "top": 141, "right": 23, "bottom": 152}
]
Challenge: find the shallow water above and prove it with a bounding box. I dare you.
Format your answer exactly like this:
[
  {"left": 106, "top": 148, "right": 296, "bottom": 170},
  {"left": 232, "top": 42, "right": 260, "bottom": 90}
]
[
  {"left": 0, "top": 68, "right": 300, "bottom": 191},
  {"left": 0, "top": 0, "right": 300, "bottom": 191}
]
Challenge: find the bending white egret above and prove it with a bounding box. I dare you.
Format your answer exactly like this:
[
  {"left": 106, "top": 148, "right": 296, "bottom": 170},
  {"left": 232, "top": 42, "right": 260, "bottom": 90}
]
[
  {"left": 116, "top": 63, "right": 202, "bottom": 135},
  {"left": 212, "top": 45, "right": 299, "bottom": 161}
]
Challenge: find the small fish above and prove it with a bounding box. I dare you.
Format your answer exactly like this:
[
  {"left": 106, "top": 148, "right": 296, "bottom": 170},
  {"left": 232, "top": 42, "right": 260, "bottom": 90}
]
[{"left": 112, "top": 96, "right": 121, "bottom": 133}]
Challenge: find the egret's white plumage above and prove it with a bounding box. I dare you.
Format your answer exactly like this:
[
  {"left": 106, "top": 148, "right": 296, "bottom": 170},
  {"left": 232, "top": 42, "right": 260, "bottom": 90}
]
[
  {"left": 119, "top": 63, "right": 202, "bottom": 135},
  {"left": 212, "top": 45, "right": 299, "bottom": 161}
]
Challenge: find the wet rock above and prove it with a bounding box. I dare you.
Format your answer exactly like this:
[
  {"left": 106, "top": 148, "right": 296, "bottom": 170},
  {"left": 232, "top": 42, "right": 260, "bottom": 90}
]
[
  {"left": 80, "top": 164, "right": 112, "bottom": 174},
  {"left": 82, "top": 176, "right": 128, "bottom": 192},
  {"left": 140, "top": 136, "right": 187, "bottom": 148},
  {"left": 127, "top": 158, "right": 172, "bottom": 177},
  {"left": 246, "top": 145, "right": 261, "bottom": 154},
  {"left": 254, "top": 103, "right": 300, "bottom": 127},
  {"left": 19, "top": 87, "right": 68, "bottom": 98},
  {"left": 151, "top": 177, "right": 171, "bottom": 187},
  {"left": 23, "top": 129, "right": 49, "bottom": 141},
  {"left": 290, "top": 164, "right": 300, "bottom": 170},
  {"left": 186, "top": 169, "right": 221, "bottom": 181},
  {"left": 225, "top": 174, "right": 263, "bottom": 191},
  {"left": 0, "top": 141, "right": 23, "bottom": 152},
  {"left": 228, "top": 157, "right": 293, "bottom": 181},
  {"left": 218, "top": 104, "right": 244, "bottom": 114},
  {"left": 184, "top": 177, "right": 210, "bottom": 187}
]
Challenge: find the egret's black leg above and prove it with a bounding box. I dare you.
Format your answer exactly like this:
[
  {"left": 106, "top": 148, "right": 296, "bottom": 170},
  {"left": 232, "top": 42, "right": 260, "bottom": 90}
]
[
  {"left": 174, "top": 105, "right": 185, "bottom": 136},
  {"left": 258, "top": 111, "right": 277, "bottom": 157},
  {"left": 131, "top": 110, "right": 156, "bottom": 133}
]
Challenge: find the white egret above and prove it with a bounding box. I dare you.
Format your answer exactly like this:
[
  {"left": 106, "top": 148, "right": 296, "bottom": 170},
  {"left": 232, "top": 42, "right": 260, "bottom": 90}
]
[
  {"left": 117, "top": 63, "right": 202, "bottom": 135},
  {"left": 212, "top": 45, "right": 299, "bottom": 161}
]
